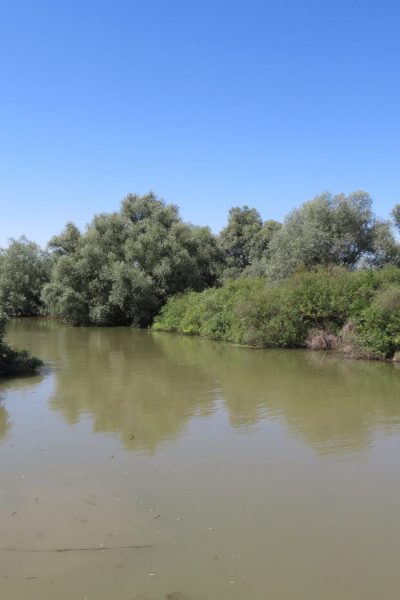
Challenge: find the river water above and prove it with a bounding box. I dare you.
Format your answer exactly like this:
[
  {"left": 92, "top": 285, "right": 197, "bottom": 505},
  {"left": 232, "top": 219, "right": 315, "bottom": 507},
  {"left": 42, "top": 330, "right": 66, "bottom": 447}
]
[{"left": 1, "top": 319, "right": 400, "bottom": 600}]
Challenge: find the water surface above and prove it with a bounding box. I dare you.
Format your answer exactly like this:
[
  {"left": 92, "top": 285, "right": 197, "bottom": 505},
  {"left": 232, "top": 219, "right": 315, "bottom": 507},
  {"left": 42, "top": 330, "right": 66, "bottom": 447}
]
[{"left": 1, "top": 319, "right": 400, "bottom": 599}]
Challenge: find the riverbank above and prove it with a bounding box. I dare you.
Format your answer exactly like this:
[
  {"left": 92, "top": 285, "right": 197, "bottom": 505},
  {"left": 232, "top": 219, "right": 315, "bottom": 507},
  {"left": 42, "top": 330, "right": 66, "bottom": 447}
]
[{"left": 153, "top": 267, "right": 400, "bottom": 361}]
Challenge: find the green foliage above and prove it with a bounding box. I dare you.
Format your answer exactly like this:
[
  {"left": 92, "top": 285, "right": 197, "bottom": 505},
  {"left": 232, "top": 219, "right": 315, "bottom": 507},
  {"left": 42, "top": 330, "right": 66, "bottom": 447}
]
[
  {"left": 219, "top": 206, "right": 281, "bottom": 277},
  {"left": 48, "top": 222, "right": 81, "bottom": 256},
  {"left": 3, "top": 188, "right": 400, "bottom": 356},
  {"left": 368, "top": 220, "right": 400, "bottom": 267},
  {"left": 356, "top": 285, "right": 400, "bottom": 357},
  {"left": 266, "top": 191, "right": 398, "bottom": 280},
  {"left": 219, "top": 206, "right": 263, "bottom": 274},
  {"left": 0, "top": 312, "right": 42, "bottom": 377},
  {"left": 392, "top": 204, "right": 400, "bottom": 232},
  {"left": 0, "top": 237, "right": 50, "bottom": 316},
  {"left": 154, "top": 279, "right": 264, "bottom": 342},
  {"left": 154, "top": 267, "right": 400, "bottom": 358},
  {"left": 43, "top": 193, "right": 224, "bottom": 326},
  {"left": 217, "top": 192, "right": 398, "bottom": 281}
]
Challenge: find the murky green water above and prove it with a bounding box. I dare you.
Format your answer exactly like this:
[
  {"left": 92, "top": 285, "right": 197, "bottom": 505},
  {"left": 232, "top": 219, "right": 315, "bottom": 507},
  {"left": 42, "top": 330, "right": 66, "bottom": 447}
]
[{"left": 1, "top": 319, "right": 400, "bottom": 600}]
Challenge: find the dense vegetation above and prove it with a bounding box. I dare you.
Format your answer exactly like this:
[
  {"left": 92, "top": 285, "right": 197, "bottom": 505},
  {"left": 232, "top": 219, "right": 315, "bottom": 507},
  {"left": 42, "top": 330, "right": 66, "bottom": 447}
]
[
  {"left": 0, "top": 312, "right": 42, "bottom": 377},
  {"left": 42, "top": 193, "right": 223, "bottom": 325},
  {"left": 1, "top": 190, "right": 400, "bottom": 361},
  {"left": 220, "top": 192, "right": 400, "bottom": 280},
  {"left": 153, "top": 268, "right": 400, "bottom": 359},
  {"left": 0, "top": 237, "right": 50, "bottom": 316},
  {"left": 154, "top": 192, "right": 400, "bottom": 360}
]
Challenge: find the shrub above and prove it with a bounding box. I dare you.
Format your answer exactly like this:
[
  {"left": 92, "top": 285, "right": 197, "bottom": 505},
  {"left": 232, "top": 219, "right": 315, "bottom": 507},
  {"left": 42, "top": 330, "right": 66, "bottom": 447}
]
[
  {"left": 355, "top": 285, "right": 400, "bottom": 358},
  {"left": 153, "top": 267, "right": 400, "bottom": 359}
]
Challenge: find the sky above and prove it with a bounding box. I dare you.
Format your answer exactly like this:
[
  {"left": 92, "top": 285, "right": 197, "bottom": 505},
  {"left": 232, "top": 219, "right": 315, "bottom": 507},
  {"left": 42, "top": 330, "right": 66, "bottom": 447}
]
[{"left": 1, "top": 0, "right": 400, "bottom": 247}]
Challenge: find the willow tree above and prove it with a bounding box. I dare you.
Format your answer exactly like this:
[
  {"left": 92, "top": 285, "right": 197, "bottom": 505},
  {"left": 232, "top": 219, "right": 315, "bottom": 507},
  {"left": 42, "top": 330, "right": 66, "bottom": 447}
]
[
  {"left": 219, "top": 205, "right": 281, "bottom": 277},
  {"left": 0, "top": 237, "right": 50, "bottom": 316},
  {"left": 43, "top": 193, "right": 224, "bottom": 326},
  {"left": 266, "top": 191, "right": 399, "bottom": 280},
  {"left": 393, "top": 204, "right": 400, "bottom": 232}
]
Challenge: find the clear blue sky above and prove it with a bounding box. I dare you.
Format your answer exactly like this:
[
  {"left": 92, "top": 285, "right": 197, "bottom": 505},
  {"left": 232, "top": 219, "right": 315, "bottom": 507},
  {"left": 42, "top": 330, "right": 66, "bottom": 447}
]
[{"left": 1, "top": 0, "right": 399, "bottom": 247}]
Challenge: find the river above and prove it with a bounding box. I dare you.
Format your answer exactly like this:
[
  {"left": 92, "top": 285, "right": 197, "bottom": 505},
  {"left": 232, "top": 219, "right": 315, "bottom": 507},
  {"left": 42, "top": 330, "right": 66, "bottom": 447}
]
[{"left": 1, "top": 318, "right": 400, "bottom": 600}]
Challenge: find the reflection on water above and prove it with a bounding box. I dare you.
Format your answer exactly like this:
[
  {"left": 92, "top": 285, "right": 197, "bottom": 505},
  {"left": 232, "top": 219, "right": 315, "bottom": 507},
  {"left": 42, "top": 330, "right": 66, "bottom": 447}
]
[
  {"left": 155, "top": 333, "right": 400, "bottom": 454},
  {"left": 0, "top": 399, "right": 10, "bottom": 440},
  {"left": 2, "top": 319, "right": 400, "bottom": 600},
  {"left": 4, "top": 319, "right": 400, "bottom": 455},
  {"left": 0, "top": 371, "right": 45, "bottom": 441}
]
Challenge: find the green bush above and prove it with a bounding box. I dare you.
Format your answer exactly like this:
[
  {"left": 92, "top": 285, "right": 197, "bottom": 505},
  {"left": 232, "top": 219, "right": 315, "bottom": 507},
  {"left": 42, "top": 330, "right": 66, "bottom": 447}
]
[
  {"left": 355, "top": 285, "right": 400, "bottom": 358},
  {"left": 153, "top": 267, "right": 400, "bottom": 359}
]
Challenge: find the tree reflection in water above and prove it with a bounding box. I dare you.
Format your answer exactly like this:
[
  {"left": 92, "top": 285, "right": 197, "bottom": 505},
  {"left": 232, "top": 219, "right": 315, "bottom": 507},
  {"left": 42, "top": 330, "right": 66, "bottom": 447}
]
[{"left": 5, "top": 318, "right": 400, "bottom": 456}]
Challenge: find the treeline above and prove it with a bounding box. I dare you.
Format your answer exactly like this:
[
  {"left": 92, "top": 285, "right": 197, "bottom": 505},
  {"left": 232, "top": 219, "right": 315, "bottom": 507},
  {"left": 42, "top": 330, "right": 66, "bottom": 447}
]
[
  {"left": 0, "top": 194, "right": 223, "bottom": 325},
  {"left": 1, "top": 190, "right": 400, "bottom": 360}
]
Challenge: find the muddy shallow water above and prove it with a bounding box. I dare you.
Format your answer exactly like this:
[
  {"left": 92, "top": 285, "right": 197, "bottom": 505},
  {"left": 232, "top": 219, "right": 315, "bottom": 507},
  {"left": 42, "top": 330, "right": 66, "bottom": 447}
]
[{"left": 1, "top": 318, "right": 400, "bottom": 600}]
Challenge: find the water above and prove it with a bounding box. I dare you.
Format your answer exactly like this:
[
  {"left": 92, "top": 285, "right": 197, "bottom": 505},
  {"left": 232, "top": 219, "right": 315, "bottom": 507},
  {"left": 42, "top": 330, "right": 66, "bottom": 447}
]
[{"left": 1, "top": 318, "right": 400, "bottom": 600}]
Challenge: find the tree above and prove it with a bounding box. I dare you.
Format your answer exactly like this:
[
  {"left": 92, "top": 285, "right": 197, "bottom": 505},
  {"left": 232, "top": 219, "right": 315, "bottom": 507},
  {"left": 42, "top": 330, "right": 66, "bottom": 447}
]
[
  {"left": 392, "top": 204, "right": 400, "bottom": 232},
  {"left": 219, "top": 206, "right": 281, "bottom": 277},
  {"left": 0, "top": 237, "right": 50, "bottom": 316},
  {"left": 43, "top": 193, "right": 224, "bottom": 326},
  {"left": 219, "top": 206, "right": 263, "bottom": 275},
  {"left": 242, "top": 219, "right": 282, "bottom": 277},
  {"left": 48, "top": 222, "right": 81, "bottom": 256},
  {"left": 266, "top": 191, "right": 396, "bottom": 280},
  {"left": 367, "top": 220, "right": 400, "bottom": 267}
]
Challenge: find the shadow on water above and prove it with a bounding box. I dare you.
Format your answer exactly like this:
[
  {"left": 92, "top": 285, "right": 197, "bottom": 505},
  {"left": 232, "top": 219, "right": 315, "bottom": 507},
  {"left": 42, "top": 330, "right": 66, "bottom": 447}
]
[{"left": 5, "top": 318, "right": 400, "bottom": 455}]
